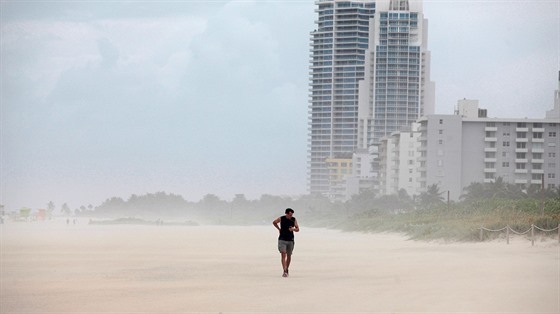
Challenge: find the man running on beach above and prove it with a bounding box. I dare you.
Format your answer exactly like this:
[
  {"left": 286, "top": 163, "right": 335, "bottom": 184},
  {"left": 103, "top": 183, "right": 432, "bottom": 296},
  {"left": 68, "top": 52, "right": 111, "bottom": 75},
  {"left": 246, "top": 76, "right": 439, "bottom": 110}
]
[{"left": 273, "top": 208, "right": 299, "bottom": 277}]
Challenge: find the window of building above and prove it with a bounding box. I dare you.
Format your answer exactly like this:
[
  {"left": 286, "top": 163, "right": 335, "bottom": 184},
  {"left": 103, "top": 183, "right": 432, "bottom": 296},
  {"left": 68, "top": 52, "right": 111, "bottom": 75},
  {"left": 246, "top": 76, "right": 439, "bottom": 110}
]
[
  {"left": 516, "top": 142, "right": 526, "bottom": 149},
  {"left": 548, "top": 143, "right": 557, "bottom": 147},
  {"left": 532, "top": 173, "right": 543, "bottom": 180},
  {"left": 532, "top": 153, "right": 542, "bottom": 159},
  {"left": 485, "top": 173, "right": 495, "bottom": 179},
  {"left": 549, "top": 132, "right": 557, "bottom": 137},
  {"left": 502, "top": 152, "right": 508, "bottom": 157},
  {"left": 549, "top": 152, "right": 556, "bottom": 158},
  {"left": 548, "top": 184, "right": 556, "bottom": 189},
  {"left": 533, "top": 132, "right": 543, "bottom": 139},
  {"left": 549, "top": 163, "right": 556, "bottom": 168},
  {"left": 503, "top": 141, "right": 510, "bottom": 147},
  {"left": 517, "top": 132, "right": 526, "bottom": 138},
  {"left": 548, "top": 173, "right": 556, "bottom": 179},
  {"left": 533, "top": 164, "right": 542, "bottom": 170},
  {"left": 438, "top": 129, "right": 443, "bottom": 134},
  {"left": 503, "top": 122, "right": 510, "bottom": 126},
  {"left": 516, "top": 152, "right": 526, "bottom": 159},
  {"left": 438, "top": 139, "right": 443, "bottom": 144},
  {"left": 533, "top": 123, "right": 543, "bottom": 128},
  {"left": 502, "top": 162, "right": 509, "bottom": 167},
  {"left": 516, "top": 163, "right": 526, "bottom": 169},
  {"left": 517, "top": 122, "right": 526, "bottom": 127},
  {"left": 503, "top": 132, "right": 510, "bottom": 136},
  {"left": 485, "top": 162, "right": 495, "bottom": 168},
  {"left": 439, "top": 119, "right": 443, "bottom": 124}
]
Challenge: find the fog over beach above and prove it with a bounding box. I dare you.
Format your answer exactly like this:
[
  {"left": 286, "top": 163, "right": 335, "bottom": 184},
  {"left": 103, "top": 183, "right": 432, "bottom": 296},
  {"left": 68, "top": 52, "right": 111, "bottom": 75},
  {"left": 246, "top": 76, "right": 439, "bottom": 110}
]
[{"left": 2, "top": 222, "right": 558, "bottom": 313}]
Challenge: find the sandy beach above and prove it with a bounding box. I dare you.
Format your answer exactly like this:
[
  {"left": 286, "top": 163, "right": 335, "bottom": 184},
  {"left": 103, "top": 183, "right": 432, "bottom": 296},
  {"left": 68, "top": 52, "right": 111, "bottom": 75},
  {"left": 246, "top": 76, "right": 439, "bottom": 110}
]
[{"left": 1, "top": 221, "right": 558, "bottom": 313}]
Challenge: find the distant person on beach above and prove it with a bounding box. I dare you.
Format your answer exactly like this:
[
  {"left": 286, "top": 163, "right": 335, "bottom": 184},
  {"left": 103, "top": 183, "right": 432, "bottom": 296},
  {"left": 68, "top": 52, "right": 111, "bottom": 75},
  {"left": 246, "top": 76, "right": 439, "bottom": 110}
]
[{"left": 273, "top": 208, "right": 299, "bottom": 277}]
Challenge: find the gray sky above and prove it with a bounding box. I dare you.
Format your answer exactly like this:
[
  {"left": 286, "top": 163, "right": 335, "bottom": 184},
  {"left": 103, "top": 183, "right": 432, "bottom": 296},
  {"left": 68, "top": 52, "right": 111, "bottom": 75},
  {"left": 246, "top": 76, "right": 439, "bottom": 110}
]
[{"left": 1, "top": 0, "right": 559, "bottom": 211}]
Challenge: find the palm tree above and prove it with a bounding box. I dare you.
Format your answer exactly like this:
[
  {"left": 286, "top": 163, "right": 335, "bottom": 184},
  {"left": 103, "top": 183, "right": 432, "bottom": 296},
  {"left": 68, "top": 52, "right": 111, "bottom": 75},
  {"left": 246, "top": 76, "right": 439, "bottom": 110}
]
[
  {"left": 61, "top": 203, "right": 71, "bottom": 216},
  {"left": 418, "top": 184, "right": 444, "bottom": 208},
  {"left": 47, "top": 201, "right": 55, "bottom": 219},
  {"left": 461, "top": 182, "right": 486, "bottom": 202}
]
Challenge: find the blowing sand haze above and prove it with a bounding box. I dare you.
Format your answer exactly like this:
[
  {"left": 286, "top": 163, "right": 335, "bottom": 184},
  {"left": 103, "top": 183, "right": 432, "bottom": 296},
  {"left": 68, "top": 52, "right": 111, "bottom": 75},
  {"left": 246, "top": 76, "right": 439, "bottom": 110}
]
[{"left": 1, "top": 222, "right": 559, "bottom": 313}]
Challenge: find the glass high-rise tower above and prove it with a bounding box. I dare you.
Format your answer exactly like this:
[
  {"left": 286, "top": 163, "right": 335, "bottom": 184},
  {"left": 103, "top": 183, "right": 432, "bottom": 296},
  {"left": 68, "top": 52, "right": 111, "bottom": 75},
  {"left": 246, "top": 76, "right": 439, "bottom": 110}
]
[
  {"left": 308, "top": 0, "right": 434, "bottom": 197},
  {"left": 308, "top": 0, "right": 376, "bottom": 195},
  {"left": 364, "top": 0, "right": 434, "bottom": 145}
]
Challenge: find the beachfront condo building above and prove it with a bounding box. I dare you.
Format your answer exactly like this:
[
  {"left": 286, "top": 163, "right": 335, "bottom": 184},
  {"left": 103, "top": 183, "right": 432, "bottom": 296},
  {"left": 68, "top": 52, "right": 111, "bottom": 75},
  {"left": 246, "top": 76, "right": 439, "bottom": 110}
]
[
  {"left": 308, "top": 0, "right": 434, "bottom": 199},
  {"left": 377, "top": 97, "right": 560, "bottom": 201},
  {"left": 308, "top": 0, "right": 376, "bottom": 195}
]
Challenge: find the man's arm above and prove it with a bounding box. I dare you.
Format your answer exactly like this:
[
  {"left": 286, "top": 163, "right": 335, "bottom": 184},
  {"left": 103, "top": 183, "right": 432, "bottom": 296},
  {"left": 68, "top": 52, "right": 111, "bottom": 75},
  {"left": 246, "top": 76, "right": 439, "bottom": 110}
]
[
  {"left": 292, "top": 218, "right": 300, "bottom": 232},
  {"left": 272, "top": 217, "right": 281, "bottom": 232}
]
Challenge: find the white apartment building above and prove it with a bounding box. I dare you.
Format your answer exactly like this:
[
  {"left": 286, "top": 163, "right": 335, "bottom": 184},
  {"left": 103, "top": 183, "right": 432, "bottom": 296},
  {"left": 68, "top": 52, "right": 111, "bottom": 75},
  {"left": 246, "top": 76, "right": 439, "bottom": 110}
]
[
  {"left": 379, "top": 98, "right": 560, "bottom": 201},
  {"left": 308, "top": 0, "right": 434, "bottom": 200},
  {"left": 308, "top": 0, "right": 376, "bottom": 195},
  {"left": 378, "top": 123, "right": 421, "bottom": 197}
]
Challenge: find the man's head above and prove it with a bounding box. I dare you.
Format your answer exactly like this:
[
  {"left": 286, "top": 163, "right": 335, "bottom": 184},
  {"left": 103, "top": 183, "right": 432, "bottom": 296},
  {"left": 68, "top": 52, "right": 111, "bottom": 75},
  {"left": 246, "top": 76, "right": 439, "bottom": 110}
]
[{"left": 285, "top": 208, "right": 294, "bottom": 218}]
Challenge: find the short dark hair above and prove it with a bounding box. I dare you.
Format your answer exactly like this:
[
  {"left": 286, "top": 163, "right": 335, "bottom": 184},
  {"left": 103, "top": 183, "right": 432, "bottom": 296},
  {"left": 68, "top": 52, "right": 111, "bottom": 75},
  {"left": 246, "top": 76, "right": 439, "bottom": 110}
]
[{"left": 285, "top": 208, "right": 294, "bottom": 214}]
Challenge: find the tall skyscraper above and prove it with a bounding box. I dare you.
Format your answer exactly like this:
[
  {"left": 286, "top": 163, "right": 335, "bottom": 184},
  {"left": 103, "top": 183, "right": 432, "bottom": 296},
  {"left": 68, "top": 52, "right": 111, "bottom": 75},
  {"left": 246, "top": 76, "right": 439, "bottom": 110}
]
[
  {"left": 359, "top": 0, "right": 434, "bottom": 147},
  {"left": 308, "top": 0, "right": 376, "bottom": 195},
  {"left": 308, "top": 0, "right": 434, "bottom": 198}
]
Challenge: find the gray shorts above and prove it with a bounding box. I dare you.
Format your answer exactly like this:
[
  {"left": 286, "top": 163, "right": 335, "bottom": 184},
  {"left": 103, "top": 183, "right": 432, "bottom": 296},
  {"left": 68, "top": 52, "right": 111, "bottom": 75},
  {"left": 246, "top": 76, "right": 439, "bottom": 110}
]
[{"left": 278, "top": 240, "right": 295, "bottom": 255}]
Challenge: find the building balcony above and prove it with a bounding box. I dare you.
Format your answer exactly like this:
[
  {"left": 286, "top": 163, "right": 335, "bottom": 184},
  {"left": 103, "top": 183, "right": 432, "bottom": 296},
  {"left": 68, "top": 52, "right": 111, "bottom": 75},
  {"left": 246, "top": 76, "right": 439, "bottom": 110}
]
[
  {"left": 484, "top": 137, "right": 497, "bottom": 142},
  {"left": 532, "top": 128, "right": 545, "bottom": 132},
  {"left": 531, "top": 159, "right": 544, "bottom": 164},
  {"left": 515, "top": 138, "right": 528, "bottom": 142},
  {"left": 514, "top": 169, "right": 528, "bottom": 174},
  {"left": 531, "top": 138, "right": 544, "bottom": 143},
  {"left": 516, "top": 127, "right": 529, "bottom": 132},
  {"left": 530, "top": 179, "right": 543, "bottom": 184},
  {"left": 484, "top": 168, "right": 497, "bottom": 173},
  {"left": 515, "top": 148, "right": 528, "bottom": 153},
  {"left": 417, "top": 146, "right": 427, "bottom": 152},
  {"left": 532, "top": 148, "right": 545, "bottom": 153},
  {"left": 417, "top": 177, "right": 426, "bottom": 182},
  {"left": 531, "top": 169, "right": 544, "bottom": 174},
  {"left": 515, "top": 179, "right": 528, "bottom": 184},
  {"left": 484, "top": 158, "right": 497, "bottom": 163},
  {"left": 484, "top": 178, "right": 495, "bottom": 183},
  {"left": 515, "top": 158, "right": 528, "bottom": 163},
  {"left": 485, "top": 127, "right": 498, "bottom": 132},
  {"left": 484, "top": 147, "right": 497, "bottom": 152}
]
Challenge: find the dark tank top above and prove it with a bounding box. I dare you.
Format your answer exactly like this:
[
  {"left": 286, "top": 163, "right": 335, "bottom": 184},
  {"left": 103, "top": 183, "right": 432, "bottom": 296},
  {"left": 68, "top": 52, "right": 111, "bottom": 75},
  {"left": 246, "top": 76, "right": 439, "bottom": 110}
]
[{"left": 278, "top": 215, "right": 295, "bottom": 241}]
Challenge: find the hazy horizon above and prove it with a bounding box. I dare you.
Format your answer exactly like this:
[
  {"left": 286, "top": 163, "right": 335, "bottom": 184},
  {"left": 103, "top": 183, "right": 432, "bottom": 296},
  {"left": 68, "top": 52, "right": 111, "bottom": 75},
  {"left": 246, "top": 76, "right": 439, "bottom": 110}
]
[{"left": 2, "top": 0, "right": 559, "bottom": 211}]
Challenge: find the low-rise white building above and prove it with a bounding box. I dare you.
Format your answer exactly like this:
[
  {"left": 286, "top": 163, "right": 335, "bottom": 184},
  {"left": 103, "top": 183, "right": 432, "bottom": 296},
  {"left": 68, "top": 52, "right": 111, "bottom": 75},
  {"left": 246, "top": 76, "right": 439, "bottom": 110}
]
[
  {"left": 379, "top": 123, "right": 421, "bottom": 197},
  {"left": 387, "top": 99, "right": 560, "bottom": 201}
]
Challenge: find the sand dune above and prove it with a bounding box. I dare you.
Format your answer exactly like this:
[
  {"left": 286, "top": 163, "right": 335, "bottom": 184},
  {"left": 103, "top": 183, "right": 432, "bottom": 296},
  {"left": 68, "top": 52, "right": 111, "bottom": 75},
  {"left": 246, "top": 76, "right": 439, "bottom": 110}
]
[{"left": 1, "top": 221, "right": 558, "bottom": 313}]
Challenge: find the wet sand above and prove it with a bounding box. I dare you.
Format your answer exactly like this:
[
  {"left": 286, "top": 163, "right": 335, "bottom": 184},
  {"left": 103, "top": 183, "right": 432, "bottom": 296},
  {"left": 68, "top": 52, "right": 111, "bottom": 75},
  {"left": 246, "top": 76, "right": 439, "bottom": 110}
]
[{"left": 1, "top": 221, "right": 559, "bottom": 313}]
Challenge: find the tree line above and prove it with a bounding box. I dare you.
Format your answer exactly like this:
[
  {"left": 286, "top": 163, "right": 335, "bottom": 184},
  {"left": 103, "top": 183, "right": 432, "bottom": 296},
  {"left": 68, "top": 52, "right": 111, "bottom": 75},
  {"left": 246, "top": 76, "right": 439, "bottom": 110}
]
[{"left": 37, "top": 177, "right": 559, "bottom": 226}]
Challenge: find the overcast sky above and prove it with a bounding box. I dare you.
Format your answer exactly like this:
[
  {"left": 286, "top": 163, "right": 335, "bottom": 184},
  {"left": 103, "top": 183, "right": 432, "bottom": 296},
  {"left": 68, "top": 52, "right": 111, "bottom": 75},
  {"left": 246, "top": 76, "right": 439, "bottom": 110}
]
[{"left": 1, "top": 0, "right": 559, "bottom": 211}]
